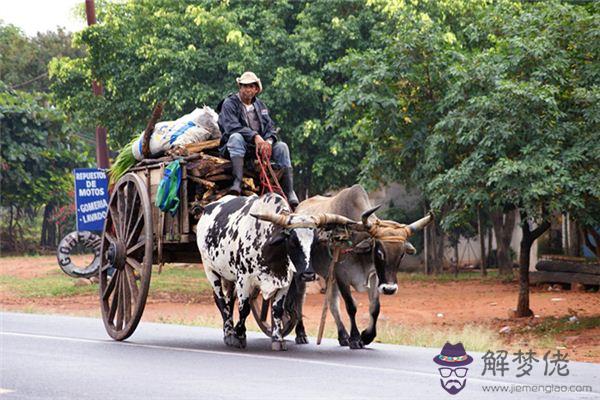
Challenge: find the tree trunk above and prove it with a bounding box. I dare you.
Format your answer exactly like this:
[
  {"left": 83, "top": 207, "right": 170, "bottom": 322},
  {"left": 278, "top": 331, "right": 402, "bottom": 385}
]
[
  {"left": 452, "top": 238, "right": 459, "bottom": 277},
  {"left": 491, "top": 210, "right": 516, "bottom": 277},
  {"left": 568, "top": 218, "right": 581, "bottom": 257},
  {"left": 516, "top": 213, "right": 551, "bottom": 318},
  {"left": 487, "top": 225, "right": 493, "bottom": 266},
  {"left": 14, "top": 207, "right": 24, "bottom": 252},
  {"left": 427, "top": 220, "right": 439, "bottom": 274},
  {"left": 8, "top": 206, "right": 15, "bottom": 250},
  {"left": 424, "top": 211, "right": 446, "bottom": 274},
  {"left": 424, "top": 213, "right": 430, "bottom": 274},
  {"left": 40, "top": 203, "right": 54, "bottom": 248},
  {"left": 478, "top": 207, "right": 487, "bottom": 276},
  {"left": 435, "top": 222, "right": 445, "bottom": 274}
]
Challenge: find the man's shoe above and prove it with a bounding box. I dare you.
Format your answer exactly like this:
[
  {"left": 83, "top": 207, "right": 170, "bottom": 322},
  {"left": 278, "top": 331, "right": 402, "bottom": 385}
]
[
  {"left": 281, "top": 167, "right": 299, "bottom": 208},
  {"left": 228, "top": 156, "right": 244, "bottom": 195}
]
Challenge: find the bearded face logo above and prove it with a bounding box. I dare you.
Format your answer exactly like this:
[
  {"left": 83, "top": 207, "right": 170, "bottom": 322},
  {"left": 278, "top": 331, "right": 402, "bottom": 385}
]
[{"left": 433, "top": 342, "right": 473, "bottom": 395}]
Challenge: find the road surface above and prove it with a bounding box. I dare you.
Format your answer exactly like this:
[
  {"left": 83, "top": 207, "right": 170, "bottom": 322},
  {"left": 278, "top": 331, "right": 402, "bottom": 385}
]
[{"left": 1, "top": 312, "right": 598, "bottom": 399}]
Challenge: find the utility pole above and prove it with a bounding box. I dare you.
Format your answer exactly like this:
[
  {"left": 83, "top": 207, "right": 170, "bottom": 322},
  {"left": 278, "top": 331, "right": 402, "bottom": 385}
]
[{"left": 85, "top": 0, "right": 109, "bottom": 168}]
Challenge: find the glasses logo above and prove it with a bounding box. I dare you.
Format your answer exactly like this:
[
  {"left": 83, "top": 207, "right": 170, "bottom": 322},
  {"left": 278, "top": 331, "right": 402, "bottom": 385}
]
[{"left": 433, "top": 342, "right": 473, "bottom": 395}]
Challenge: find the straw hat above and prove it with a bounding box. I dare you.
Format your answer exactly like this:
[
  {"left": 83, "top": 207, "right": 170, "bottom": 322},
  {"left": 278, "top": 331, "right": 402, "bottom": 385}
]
[{"left": 236, "top": 71, "right": 262, "bottom": 93}]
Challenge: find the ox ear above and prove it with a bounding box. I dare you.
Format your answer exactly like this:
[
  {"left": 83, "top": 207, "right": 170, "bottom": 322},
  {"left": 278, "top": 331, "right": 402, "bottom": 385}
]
[
  {"left": 353, "top": 238, "right": 373, "bottom": 254},
  {"left": 404, "top": 241, "right": 417, "bottom": 255}
]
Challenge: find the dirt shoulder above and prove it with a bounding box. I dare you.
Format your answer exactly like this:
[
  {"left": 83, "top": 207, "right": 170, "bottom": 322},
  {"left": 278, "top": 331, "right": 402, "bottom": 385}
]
[{"left": 1, "top": 256, "right": 599, "bottom": 362}]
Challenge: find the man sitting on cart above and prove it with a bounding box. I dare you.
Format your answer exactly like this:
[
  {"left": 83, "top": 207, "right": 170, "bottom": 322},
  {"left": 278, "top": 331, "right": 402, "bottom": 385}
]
[{"left": 217, "top": 71, "right": 299, "bottom": 208}]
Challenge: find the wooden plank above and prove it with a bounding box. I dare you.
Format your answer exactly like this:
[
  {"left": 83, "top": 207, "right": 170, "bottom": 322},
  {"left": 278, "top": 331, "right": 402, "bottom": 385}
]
[
  {"left": 188, "top": 175, "right": 216, "bottom": 189},
  {"left": 205, "top": 174, "right": 232, "bottom": 182},
  {"left": 530, "top": 271, "right": 600, "bottom": 285},
  {"left": 536, "top": 260, "right": 600, "bottom": 275},
  {"left": 181, "top": 167, "right": 189, "bottom": 236},
  {"left": 183, "top": 139, "right": 221, "bottom": 154}
]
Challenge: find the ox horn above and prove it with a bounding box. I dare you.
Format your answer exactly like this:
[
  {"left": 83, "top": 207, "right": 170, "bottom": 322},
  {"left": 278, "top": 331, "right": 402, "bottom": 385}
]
[
  {"left": 314, "top": 213, "right": 359, "bottom": 227},
  {"left": 407, "top": 211, "right": 434, "bottom": 235},
  {"left": 250, "top": 212, "right": 289, "bottom": 227},
  {"left": 361, "top": 204, "right": 382, "bottom": 229}
]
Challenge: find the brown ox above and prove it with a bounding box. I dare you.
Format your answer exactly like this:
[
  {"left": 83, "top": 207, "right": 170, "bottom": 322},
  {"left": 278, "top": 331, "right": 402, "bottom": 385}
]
[{"left": 294, "top": 184, "right": 432, "bottom": 349}]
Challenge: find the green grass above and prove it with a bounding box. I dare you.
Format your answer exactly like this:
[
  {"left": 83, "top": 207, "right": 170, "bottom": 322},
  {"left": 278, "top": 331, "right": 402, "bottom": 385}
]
[
  {"left": 155, "top": 314, "right": 262, "bottom": 333},
  {"left": 0, "top": 263, "right": 212, "bottom": 299},
  {"left": 298, "top": 321, "right": 503, "bottom": 352},
  {"left": 149, "top": 264, "right": 212, "bottom": 298},
  {"left": 398, "top": 269, "right": 504, "bottom": 283},
  {"left": 527, "top": 316, "right": 600, "bottom": 336},
  {"left": 0, "top": 271, "right": 98, "bottom": 298},
  {"left": 153, "top": 311, "right": 502, "bottom": 352}
]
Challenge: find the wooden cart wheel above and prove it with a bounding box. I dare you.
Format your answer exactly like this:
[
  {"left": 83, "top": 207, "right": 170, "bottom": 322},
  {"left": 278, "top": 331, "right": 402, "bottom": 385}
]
[
  {"left": 250, "top": 290, "right": 297, "bottom": 338},
  {"left": 99, "top": 173, "right": 153, "bottom": 341}
]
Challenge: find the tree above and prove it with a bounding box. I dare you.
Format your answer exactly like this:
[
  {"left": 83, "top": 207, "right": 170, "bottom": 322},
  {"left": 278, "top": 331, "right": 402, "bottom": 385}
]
[
  {"left": 426, "top": 1, "right": 600, "bottom": 316},
  {"left": 0, "top": 84, "right": 89, "bottom": 250},
  {"left": 326, "top": 0, "right": 503, "bottom": 268},
  {"left": 0, "top": 23, "right": 84, "bottom": 93},
  {"left": 50, "top": 0, "right": 384, "bottom": 195}
]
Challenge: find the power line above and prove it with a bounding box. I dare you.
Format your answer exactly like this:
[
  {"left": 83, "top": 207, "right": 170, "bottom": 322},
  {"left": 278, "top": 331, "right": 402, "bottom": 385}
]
[{"left": 10, "top": 72, "right": 48, "bottom": 89}]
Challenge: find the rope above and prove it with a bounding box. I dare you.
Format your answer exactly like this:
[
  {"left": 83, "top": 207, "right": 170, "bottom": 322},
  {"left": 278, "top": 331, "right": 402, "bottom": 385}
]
[
  {"left": 317, "top": 245, "right": 341, "bottom": 345},
  {"left": 255, "top": 146, "right": 287, "bottom": 201},
  {"left": 367, "top": 220, "right": 410, "bottom": 243}
]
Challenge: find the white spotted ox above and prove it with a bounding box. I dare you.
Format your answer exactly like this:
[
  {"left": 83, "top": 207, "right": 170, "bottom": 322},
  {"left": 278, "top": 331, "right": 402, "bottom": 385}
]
[
  {"left": 196, "top": 193, "right": 356, "bottom": 350},
  {"left": 294, "top": 184, "right": 433, "bottom": 349}
]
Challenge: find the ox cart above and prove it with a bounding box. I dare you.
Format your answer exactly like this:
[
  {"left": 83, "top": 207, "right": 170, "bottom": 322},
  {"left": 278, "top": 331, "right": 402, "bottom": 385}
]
[{"left": 98, "top": 142, "right": 296, "bottom": 340}]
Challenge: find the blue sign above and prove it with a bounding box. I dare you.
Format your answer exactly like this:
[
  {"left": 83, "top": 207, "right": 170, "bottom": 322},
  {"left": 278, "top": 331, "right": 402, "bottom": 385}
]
[{"left": 74, "top": 168, "right": 109, "bottom": 232}]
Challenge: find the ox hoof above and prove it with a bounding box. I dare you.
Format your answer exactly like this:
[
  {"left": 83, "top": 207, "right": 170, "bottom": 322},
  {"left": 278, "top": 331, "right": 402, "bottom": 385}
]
[
  {"left": 338, "top": 332, "right": 350, "bottom": 347},
  {"left": 224, "top": 334, "right": 246, "bottom": 349},
  {"left": 360, "top": 330, "right": 376, "bottom": 345},
  {"left": 271, "top": 341, "right": 287, "bottom": 351},
  {"left": 349, "top": 338, "right": 365, "bottom": 350},
  {"left": 295, "top": 334, "right": 309, "bottom": 345}
]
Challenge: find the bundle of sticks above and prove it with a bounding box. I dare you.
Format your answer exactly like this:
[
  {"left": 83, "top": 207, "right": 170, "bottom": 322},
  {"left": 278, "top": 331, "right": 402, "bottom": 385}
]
[{"left": 175, "top": 141, "right": 260, "bottom": 208}]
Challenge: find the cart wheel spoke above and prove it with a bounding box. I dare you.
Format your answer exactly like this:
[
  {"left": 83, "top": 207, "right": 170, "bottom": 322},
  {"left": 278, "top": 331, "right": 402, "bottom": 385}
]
[
  {"left": 124, "top": 184, "right": 140, "bottom": 245},
  {"left": 126, "top": 212, "right": 144, "bottom": 248},
  {"left": 260, "top": 298, "right": 270, "bottom": 322},
  {"left": 124, "top": 264, "right": 140, "bottom": 300},
  {"left": 127, "top": 240, "right": 145, "bottom": 256},
  {"left": 115, "top": 274, "right": 124, "bottom": 331},
  {"left": 126, "top": 257, "right": 142, "bottom": 272},
  {"left": 107, "top": 271, "right": 121, "bottom": 322},
  {"left": 122, "top": 270, "right": 132, "bottom": 324},
  {"left": 109, "top": 202, "right": 122, "bottom": 241},
  {"left": 102, "top": 272, "right": 118, "bottom": 300}
]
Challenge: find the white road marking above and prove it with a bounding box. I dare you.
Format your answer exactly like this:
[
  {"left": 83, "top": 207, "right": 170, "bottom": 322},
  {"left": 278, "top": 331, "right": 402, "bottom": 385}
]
[{"left": 2, "top": 331, "right": 599, "bottom": 393}]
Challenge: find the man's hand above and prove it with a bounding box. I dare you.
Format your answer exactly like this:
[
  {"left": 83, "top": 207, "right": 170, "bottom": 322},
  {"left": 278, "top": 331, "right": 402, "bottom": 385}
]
[{"left": 254, "top": 135, "right": 272, "bottom": 160}]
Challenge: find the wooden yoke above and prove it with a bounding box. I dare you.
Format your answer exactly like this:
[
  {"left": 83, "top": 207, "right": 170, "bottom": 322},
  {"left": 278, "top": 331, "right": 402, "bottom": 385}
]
[{"left": 317, "top": 245, "right": 341, "bottom": 345}]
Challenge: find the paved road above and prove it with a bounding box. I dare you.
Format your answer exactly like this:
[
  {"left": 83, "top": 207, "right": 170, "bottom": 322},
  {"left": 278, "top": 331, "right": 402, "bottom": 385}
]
[{"left": 1, "top": 312, "right": 598, "bottom": 399}]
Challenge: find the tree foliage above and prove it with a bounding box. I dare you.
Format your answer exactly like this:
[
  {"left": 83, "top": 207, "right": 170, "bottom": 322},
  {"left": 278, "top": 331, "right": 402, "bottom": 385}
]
[
  {"left": 45, "top": 0, "right": 599, "bottom": 273},
  {"left": 0, "top": 84, "right": 90, "bottom": 249},
  {"left": 50, "top": 0, "right": 385, "bottom": 194},
  {"left": 0, "top": 22, "right": 84, "bottom": 92}
]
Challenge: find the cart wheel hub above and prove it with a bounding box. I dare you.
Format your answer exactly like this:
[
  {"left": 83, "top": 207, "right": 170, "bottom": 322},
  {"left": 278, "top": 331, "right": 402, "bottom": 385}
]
[{"left": 108, "top": 241, "right": 127, "bottom": 270}]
